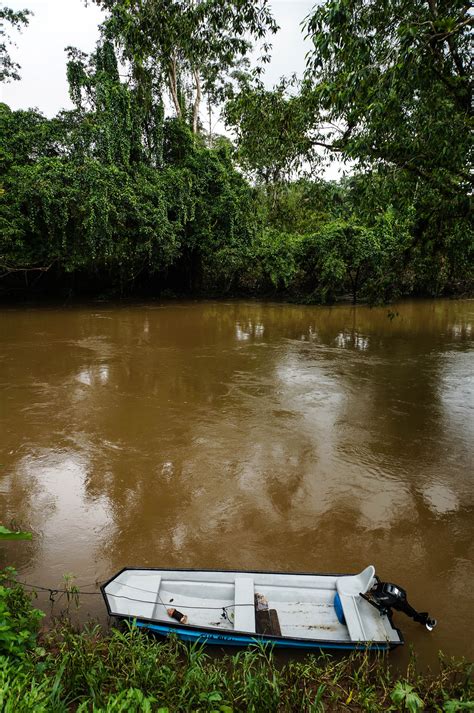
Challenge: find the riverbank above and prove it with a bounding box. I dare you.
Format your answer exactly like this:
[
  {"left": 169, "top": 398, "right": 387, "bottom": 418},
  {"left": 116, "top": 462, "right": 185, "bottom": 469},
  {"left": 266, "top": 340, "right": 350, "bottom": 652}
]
[
  {"left": 0, "top": 280, "right": 472, "bottom": 306},
  {"left": 5, "top": 629, "right": 474, "bottom": 712},
  {"left": 1, "top": 573, "right": 473, "bottom": 711}
]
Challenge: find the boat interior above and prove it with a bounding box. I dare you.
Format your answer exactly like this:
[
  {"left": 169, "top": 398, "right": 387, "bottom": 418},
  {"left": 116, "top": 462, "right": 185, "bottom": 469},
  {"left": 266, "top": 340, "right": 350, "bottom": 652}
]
[{"left": 103, "top": 568, "right": 401, "bottom": 644}]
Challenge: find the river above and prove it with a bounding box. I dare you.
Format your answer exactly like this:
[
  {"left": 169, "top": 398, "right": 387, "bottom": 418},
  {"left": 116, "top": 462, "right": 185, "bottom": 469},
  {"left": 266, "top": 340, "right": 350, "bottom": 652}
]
[{"left": 1, "top": 299, "right": 473, "bottom": 665}]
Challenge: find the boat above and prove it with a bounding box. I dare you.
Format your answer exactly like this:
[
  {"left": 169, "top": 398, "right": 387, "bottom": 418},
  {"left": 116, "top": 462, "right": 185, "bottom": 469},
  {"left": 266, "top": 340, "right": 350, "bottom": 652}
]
[{"left": 101, "top": 565, "right": 436, "bottom": 651}]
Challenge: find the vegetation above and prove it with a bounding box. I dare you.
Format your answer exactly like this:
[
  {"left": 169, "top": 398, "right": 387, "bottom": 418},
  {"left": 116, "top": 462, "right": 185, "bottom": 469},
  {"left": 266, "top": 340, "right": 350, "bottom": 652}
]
[
  {"left": 0, "top": 0, "right": 472, "bottom": 302},
  {"left": 302, "top": 0, "right": 473, "bottom": 300},
  {"left": 0, "top": 4, "right": 472, "bottom": 707},
  {"left": 0, "top": 525, "right": 32, "bottom": 541},
  {"left": 0, "top": 568, "right": 43, "bottom": 657},
  {"left": 0, "top": 5, "right": 31, "bottom": 82},
  {"left": 0, "top": 569, "right": 472, "bottom": 712}
]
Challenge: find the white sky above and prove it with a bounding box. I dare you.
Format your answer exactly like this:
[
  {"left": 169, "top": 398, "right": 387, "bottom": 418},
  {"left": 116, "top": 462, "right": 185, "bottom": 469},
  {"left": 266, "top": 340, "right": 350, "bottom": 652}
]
[{"left": 1, "top": 0, "right": 347, "bottom": 179}]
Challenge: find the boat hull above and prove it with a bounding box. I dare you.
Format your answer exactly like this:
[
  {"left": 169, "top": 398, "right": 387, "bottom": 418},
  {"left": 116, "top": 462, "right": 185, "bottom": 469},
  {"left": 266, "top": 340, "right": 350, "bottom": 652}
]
[{"left": 132, "top": 619, "right": 398, "bottom": 651}]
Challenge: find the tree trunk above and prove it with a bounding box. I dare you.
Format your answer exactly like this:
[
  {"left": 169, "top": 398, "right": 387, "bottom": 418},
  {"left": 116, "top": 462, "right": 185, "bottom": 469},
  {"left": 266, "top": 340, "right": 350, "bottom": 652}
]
[
  {"left": 168, "top": 57, "right": 182, "bottom": 119},
  {"left": 192, "top": 69, "right": 202, "bottom": 134},
  {"left": 208, "top": 96, "right": 212, "bottom": 146},
  {"left": 350, "top": 266, "right": 360, "bottom": 305}
]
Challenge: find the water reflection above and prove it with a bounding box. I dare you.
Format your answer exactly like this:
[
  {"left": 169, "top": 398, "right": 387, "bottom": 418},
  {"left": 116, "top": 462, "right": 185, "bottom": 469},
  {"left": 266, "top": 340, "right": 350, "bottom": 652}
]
[
  {"left": 335, "top": 330, "right": 369, "bottom": 350},
  {"left": 423, "top": 483, "right": 459, "bottom": 515},
  {"left": 235, "top": 321, "right": 265, "bottom": 341},
  {"left": 0, "top": 299, "right": 473, "bottom": 663},
  {"left": 0, "top": 448, "right": 112, "bottom": 583},
  {"left": 77, "top": 365, "right": 110, "bottom": 387}
]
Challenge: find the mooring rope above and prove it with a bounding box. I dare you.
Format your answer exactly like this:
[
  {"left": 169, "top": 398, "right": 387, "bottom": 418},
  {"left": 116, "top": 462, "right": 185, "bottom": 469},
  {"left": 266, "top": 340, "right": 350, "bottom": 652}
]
[
  {"left": 17, "top": 581, "right": 102, "bottom": 595},
  {"left": 14, "top": 579, "right": 256, "bottom": 610}
]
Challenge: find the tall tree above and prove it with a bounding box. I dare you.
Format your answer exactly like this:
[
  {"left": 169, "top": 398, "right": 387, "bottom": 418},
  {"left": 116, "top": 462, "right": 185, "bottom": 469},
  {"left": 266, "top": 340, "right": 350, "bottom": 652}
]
[
  {"left": 93, "top": 0, "right": 278, "bottom": 133},
  {"left": 66, "top": 41, "right": 165, "bottom": 167},
  {"left": 304, "top": 0, "right": 472, "bottom": 194}
]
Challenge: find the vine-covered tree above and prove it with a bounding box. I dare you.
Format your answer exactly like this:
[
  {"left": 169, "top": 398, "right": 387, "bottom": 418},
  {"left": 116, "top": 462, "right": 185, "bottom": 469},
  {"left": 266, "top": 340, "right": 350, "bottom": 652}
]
[
  {"left": 65, "top": 41, "right": 165, "bottom": 168},
  {"left": 0, "top": 38, "right": 257, "bottom": 293}
]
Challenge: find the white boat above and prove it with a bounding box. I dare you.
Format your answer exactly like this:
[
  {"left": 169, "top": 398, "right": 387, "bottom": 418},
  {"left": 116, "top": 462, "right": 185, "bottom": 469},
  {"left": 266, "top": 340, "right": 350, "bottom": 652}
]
[{"left": 101, "top": 565, "right": 436, "bottom": 650}]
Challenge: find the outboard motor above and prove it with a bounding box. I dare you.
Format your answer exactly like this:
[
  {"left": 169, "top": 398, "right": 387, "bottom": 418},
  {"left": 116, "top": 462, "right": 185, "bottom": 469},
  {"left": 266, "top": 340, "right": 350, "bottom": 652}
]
[{"left": 361, "top": 579, "right": 437, "bottom": 631}]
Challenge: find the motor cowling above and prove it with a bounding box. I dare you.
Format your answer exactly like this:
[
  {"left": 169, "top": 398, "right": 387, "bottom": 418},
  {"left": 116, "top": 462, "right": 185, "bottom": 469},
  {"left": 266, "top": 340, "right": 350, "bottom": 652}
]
[{"left": 362, "top": 579, "right": 437, "bottom": 631}]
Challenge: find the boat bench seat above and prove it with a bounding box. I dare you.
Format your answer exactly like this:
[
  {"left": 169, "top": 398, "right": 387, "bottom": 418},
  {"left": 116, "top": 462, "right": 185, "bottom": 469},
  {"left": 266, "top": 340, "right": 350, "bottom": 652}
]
[
  {"left": 336, "top": 566, "right": 375, "bottom": 642},
  {"left": 234, "top": 577, "right": 256, "bottom": 633}
]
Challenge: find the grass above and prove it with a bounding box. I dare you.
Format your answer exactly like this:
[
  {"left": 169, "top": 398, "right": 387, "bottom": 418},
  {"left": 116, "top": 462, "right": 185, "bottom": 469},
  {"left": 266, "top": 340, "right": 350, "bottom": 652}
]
[
  {"left": 0, "top": 571, "right": 472, "bottom": 711},
  {"left": 0, "top": 622, "right": 472, "bottom": 712}
]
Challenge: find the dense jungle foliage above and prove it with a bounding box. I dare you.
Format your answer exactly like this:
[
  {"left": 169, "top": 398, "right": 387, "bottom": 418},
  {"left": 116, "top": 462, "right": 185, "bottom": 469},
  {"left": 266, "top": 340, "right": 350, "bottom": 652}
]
[{"left": 0, "top": 0, "right": 472, "bottom": 302}]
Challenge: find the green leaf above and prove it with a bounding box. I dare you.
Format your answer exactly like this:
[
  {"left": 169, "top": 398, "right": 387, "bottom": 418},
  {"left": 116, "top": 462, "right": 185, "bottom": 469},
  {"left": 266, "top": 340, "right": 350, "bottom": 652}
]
[
  {"left": 391, "top": 682, "right": 424, "bottom": 711},
  {"left": 208, "top": 692, "right": 223, "bottom": 702},
  {"left": 406, "top": 691, "right": 425, "bottom": 713},
  {"left": 444, "top": 702, "right": 474, "bottom": 712},
  {"left": 0, "top": 526, "right": 32, "bottom": 541}
]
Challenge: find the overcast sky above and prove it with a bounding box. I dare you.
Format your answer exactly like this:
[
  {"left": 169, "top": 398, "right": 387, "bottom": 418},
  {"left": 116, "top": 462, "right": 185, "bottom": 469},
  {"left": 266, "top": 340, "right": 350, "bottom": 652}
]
[{"left": 1, "top": 0, "right": 347, "bottom": 178}]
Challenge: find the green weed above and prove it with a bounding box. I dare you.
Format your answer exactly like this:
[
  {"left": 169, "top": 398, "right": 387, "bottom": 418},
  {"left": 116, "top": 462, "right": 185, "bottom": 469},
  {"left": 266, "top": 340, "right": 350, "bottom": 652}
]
[{"left": 0, "top": 567, "right": 44, "bottom": 657}]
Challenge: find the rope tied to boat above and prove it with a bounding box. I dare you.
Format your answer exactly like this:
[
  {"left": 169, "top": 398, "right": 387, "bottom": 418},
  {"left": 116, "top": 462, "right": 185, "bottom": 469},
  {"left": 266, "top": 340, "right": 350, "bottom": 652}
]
[
  {"left": 15, "top": 580, "right": 103, "bottom": 596},
  {"left": 13, "top": 579, "right": 258, "bottom": 610}
]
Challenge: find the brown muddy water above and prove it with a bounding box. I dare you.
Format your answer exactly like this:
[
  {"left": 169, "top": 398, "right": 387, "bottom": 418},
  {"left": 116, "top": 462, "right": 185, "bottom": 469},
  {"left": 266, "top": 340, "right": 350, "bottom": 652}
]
[{"left": 0, "top": 299, "right": 473, "bottom": 666}]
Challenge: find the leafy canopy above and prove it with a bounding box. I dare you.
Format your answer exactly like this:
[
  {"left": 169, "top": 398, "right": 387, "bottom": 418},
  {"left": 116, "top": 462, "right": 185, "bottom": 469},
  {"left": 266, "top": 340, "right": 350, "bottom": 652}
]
[
  {"left": 225, "top": 77, "right": 314, "bottom": 185},
  {"left": 304, "top": 0, "right": 472, "bottom": 193}
]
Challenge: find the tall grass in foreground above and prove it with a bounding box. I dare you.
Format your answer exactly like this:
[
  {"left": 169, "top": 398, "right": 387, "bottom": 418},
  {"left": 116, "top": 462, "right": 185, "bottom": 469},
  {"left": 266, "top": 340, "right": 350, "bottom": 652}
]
[{"left": 0, "top": 622, "right": 472, "bottom": 712}]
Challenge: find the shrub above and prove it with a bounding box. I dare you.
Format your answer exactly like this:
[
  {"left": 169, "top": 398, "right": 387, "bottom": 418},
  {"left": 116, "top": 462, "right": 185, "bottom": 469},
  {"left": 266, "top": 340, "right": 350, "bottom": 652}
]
[{"left": 0, "top": 567, "right": 44, "bottom": 657}]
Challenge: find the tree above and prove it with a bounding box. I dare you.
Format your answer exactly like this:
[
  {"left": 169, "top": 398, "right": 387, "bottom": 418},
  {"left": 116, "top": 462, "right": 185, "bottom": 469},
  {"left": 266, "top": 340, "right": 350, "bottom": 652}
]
[
  {"left": 161, "top": 120, "right": 257, "bottom": 292},
  {"left": 302, "top": 219, "right": 383, "bottom": 304},
  {"left": 65, "top": 41, "right": 165, "bottom": 168},
  {"left": 0, "top": 44, "right": 178, "bottom": 283},
  {"left": 302, "top": 0, "right": 473, "bottom": 297},
  {"left": 0, "top": 38, "right": 258, "bottom": 294},
  {"left": 0, "top": 5, "right": 31, "bottom": 82},
  {"left": 93, "top": 0, "right": 278, "bottom": 134},
  {"left": 225, "top": 77, "right": 314, "bottom": 187},
  {"left": 0, "top": 0, "right": 471, "bottom": 301},
  {"left": 304, "top": 0, "right": 472, "bottom": 195}
]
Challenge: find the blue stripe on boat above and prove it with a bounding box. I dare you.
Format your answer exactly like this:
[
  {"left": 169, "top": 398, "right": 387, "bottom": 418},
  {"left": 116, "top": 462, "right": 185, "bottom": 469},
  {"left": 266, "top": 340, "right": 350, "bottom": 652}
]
[{"left": 135, "top": 621, "right": 390, "bottom": 651}]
